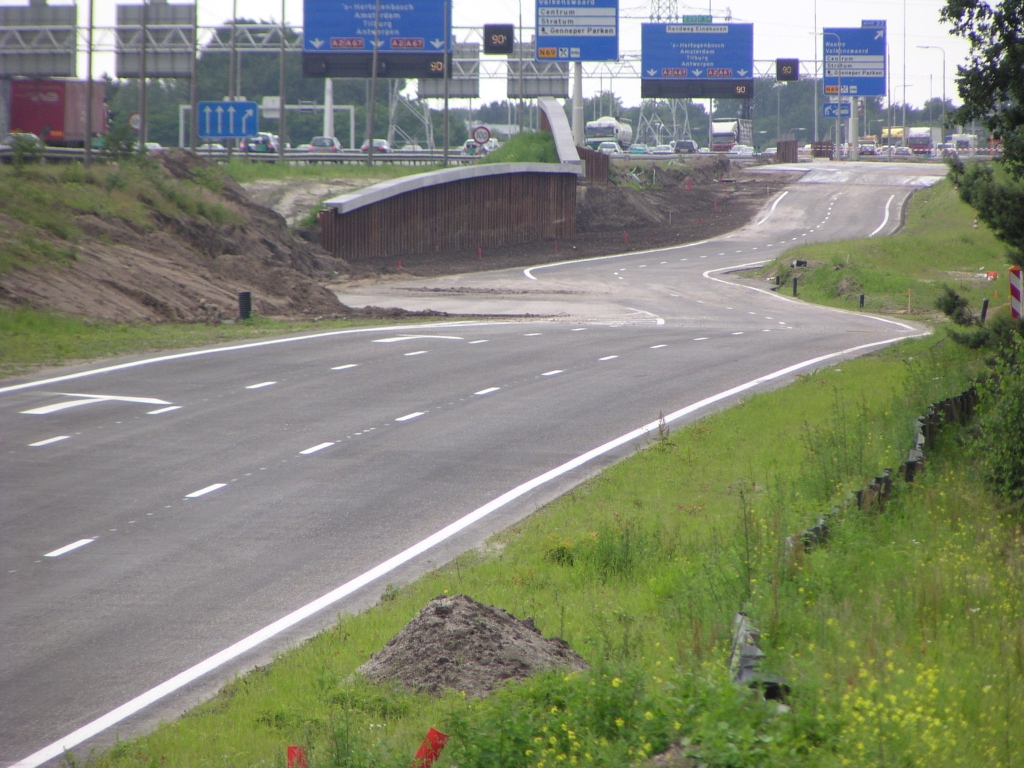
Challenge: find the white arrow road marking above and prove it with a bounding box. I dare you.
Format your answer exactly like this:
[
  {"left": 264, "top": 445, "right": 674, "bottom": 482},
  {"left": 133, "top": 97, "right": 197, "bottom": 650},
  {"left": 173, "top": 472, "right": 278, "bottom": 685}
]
[
  {"left": 21, "top": 394, "right": 170, "bottom": 415},
  {"left": 44, "top": 539, "right": 95, "bottom": 558},
  {"left": 9, "top": 333, "right": 927, "bottom": 768}
]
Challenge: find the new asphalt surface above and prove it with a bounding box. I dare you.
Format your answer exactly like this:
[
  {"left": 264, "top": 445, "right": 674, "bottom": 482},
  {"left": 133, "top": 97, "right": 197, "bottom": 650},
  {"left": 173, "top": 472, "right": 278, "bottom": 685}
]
[{"left": 1, "top": 161, "right": 944, "bottom": 766}]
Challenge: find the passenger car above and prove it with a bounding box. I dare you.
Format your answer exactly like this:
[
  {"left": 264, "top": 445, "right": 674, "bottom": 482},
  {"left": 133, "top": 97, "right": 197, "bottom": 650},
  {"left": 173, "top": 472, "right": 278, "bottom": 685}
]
[
  {"left": 596, "top": 141, "right": 622, "bottom": 155},
  {"left": 360, "top": 139, "right": 391, "bottom": 153},
  {"left": 650, "top": 144, "right": 674, "bottom": 156},
  {"left": 240, "top": 133, "right": 279, "bottom": 153},
  {"left": 673, "top": 139, "right": 698, "bottom": 154},
  {"left": 308, "top": 136, "right": 342, "bottom": 152}
]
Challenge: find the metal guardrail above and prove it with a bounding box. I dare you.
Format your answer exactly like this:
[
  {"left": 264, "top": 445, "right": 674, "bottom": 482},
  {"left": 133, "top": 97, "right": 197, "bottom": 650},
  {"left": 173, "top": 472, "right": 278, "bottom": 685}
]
[{"left": 0, "top": 146, "right": 480, "bottom": 166}]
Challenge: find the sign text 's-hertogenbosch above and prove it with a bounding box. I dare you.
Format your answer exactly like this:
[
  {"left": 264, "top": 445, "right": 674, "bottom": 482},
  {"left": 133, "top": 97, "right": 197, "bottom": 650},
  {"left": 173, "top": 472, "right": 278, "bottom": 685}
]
[
  {"left": 302, "top": 0, "right": 450, "bottom": 78},
  {"left": 822, "top": 21, "right": 886, "bottom": 97},
  {"left": 640, "top": 22, "right": 753, "bottom": 99},
  {"left": 534, "top": 0, "right": 618, "bottom": 62}
]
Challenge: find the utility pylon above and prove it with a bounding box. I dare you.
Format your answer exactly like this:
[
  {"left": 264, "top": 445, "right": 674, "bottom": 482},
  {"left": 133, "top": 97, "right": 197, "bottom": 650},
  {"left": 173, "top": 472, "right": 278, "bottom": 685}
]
[{"left": 650, "top": 0, "right": 677, "bottom": 22}]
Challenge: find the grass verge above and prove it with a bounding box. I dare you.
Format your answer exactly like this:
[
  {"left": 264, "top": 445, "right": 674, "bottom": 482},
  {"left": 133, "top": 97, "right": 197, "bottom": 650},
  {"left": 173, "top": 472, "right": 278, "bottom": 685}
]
[
  {"left": 761, "top": 178, "right": 1013, "bottom": 318},
  {"left": 480, "top": 132, "right": 559, "bottom": 164},
  {"left": 75, "top": 333, "right": 1024, "bottom": 768},
  {"left": 0, "top": 309, "right": 436, "bottom": 381}
]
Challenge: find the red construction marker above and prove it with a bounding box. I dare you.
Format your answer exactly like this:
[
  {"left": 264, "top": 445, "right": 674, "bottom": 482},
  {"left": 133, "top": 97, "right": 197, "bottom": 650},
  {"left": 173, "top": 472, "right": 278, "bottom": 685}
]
[
  {"left": 287, "top": 747, "right": 307, "bottom": 768},
  {"left": 624, "top": 231, "right": 628, "bottom": 244},
  {"left": 477, "top": 246, "right": 482, "bottom": 260},
  {"left": 685, "top": 178, "right": 692, "bottom": 190},
  {"left": 398, "top": 259, "right": 403, "bottom": 270},
  {"left": 713, "top": 200, "right": 718, "bottom": 211},
  {"left": 410, "top": 727, "right": 448, "bottom": 768}
]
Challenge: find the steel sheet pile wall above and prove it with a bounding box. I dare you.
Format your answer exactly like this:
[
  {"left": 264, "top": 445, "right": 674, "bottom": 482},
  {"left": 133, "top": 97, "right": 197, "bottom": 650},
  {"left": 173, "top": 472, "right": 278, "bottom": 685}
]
[
  {"left": 577, "top": 146, "right": 609, "bottom": 183},
  {"left": 321, "top": 172, "right": 577, "bottom": 261}
]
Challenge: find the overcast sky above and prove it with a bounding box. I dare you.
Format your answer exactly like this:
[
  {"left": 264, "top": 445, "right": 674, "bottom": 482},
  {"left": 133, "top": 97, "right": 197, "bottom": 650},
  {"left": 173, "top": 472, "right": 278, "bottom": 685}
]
[{"left": 3, "top": 0, "right": 971, "bottom": 108}]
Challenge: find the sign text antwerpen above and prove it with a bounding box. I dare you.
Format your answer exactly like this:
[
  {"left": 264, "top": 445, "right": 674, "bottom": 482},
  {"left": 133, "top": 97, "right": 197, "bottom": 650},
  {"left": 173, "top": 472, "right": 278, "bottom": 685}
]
[
  {"left": 535, "top": 0, "right": 619, "bottom": 62},
  {"left": 303, "top": 0, "right": 450, "bottom": 54}
]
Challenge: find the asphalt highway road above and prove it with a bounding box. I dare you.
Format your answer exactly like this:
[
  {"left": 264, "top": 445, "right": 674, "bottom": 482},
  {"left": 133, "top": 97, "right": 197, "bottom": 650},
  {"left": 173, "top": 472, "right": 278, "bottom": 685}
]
[{"left": 1, "top": 161, "right": 944, "bottom": 767}]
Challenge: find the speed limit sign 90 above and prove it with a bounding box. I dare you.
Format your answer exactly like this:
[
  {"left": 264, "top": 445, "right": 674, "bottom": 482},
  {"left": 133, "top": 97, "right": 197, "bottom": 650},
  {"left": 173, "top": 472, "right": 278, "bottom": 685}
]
[{"left": 472, "top": 126, "right": 491, "bottom": 145}]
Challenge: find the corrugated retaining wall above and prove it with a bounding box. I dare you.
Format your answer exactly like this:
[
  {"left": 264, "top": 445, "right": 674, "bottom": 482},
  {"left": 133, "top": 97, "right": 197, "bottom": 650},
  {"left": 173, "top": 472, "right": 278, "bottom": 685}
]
[{"left": 319, "top": 163, "right": 578, "bottom": 261}]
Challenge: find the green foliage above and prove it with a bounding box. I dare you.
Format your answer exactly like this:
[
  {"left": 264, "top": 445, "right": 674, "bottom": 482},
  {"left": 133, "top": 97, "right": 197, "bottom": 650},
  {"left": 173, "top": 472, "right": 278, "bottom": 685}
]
[
  {"left": 947, "top": 158, "right": 1024, "bottom": 266},
  {"left": 8, "top": 133, "right": 44, "bottom": 169},
  {"left": 941, "top": 0, "right": 1024, "bottom": 178},
  {"left": 101, "top": 121, "right": 138, "bottom": 161},
  {"left": 480, "top": 132, "right": 559, "bottom": 164},
  {"left": 975, "top": 333, "right": 1024, "bottom": 504},
  {"left": 935, "top": 284, "right": 977, "bottom": 325}
]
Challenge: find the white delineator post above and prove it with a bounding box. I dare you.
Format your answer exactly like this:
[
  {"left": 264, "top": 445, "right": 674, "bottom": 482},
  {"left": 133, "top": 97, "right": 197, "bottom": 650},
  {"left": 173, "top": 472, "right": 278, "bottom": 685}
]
[{"left": 1010, "top": 266, "right": 1022, "bottom": 319}]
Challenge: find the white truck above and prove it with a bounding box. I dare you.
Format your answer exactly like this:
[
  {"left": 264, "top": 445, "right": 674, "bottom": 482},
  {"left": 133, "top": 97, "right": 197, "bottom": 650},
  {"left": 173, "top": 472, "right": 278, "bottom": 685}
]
[
  {"left": 710, "top": 119, "right": 753, "bottom": 152},
  {"left": 584, "top": 116, "right": 633, "bottom": 151}
]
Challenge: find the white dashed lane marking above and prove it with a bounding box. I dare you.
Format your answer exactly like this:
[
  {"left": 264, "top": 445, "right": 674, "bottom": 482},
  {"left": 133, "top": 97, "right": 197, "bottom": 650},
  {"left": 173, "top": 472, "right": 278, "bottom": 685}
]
[
  {"left": 599, "top": 355, "right": 618, "bottom": 361},
  {"left": 331, "top": 364, "right": 358, "bottom": 370},
  {"left": 245, "top": 382, "right": 276, "bottom": 390},
  {"left": 404, "top": 351, "right": 427, "bottom": 357},
  {"left": 395, "top": 412, "right": 425, "bottom": 422},
  {"left": 541, "top": 370, "right": 563, "bottom": 377},
  {"left": 186, "top": 483, "right": 226, "bottom": 499},
  {"left": 29, "top": 435, "right": 69, "bottom": 447},
  {"left": 44, "top": 539, "right": 95, "bottom": 558},
  {"left": 147, "top": 406, "right": 181, "bottom": 415},
  {"left": 650, "top": 344, "right": 667, "bottom": 349},
  {"left": 474, "top": 387, "right": 500, "bottom": 396},
  {"left": 300, "top": 442, "right": 334, "bottom": 455},
  {"left": 468, "top": 340, "right": 488, "bottom": 344}
]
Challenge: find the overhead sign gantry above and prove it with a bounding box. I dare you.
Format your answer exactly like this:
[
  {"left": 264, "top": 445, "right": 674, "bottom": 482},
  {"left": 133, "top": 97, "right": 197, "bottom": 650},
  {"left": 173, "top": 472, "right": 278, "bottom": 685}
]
[
  {"left": 302, "top": 0, "right": 451, "bottom": 78},
  {"left": 534, "top": 0, "right": 619, "bottom": 62},
  {"left": 640, "top": 22, "right": 754, "bottom": 99}
]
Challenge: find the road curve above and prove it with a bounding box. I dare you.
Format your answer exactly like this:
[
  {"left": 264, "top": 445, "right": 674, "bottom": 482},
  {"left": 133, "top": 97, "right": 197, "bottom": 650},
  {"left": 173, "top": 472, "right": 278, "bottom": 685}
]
[{"left": 1, "top": 161, "right": 943, "bottom": 767}]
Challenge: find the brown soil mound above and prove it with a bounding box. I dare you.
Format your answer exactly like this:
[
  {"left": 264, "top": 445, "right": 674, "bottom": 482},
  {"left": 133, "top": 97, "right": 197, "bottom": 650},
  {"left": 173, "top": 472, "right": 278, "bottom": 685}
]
[
  {"left": 356, "top": 595, "right": 589, "bottom": 698},
  {"left": 0, "top": 151, "right": 355, "bottom": 322}
]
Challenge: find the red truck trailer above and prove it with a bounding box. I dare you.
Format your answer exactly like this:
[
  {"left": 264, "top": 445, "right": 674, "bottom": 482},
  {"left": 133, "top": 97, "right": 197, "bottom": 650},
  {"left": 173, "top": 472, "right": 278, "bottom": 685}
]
[{"left": 9, "top": 79, "right": 107, "bottom": 147}]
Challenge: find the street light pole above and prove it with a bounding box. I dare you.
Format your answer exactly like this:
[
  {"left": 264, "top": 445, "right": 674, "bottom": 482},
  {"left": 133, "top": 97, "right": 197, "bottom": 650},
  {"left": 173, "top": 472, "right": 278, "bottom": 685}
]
[
  {"left": 823, "top": 31, "right": 842, "bottom": 160},
  {"left": 918, "top": 45, "right": 946, "bottom": 132}
]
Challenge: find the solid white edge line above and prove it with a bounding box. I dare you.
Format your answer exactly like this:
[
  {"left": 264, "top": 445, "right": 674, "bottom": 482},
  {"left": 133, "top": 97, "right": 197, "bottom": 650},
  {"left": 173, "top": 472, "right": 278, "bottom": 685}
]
[
  {"left": 29, "top": 435, "right": 70, "bottom": 447},
  {"left": 700, "top": 261, "right": 920, "bottom": 333},
  {"left": 395, "top": 411, "right": 425, "bottom": 422},
  {"left": 523, "top": 239, "right": 711, "bottom": 280},
  {"left": 185, "top": 483, "right": 226, "bottom": 499},
  {"left": 869, "top": 194, "right": 897, "bottom": 237},
  {"left": 300, "top": 442, "right": 335, "bottom": 455},
  {"left": 44, "top": 538, "right": 95, "bottom": 558},
  {"left": 0, "top": 321, "right": 504, "bottom": 397},
  {"left": 372, "top": 335, "right": 464, "bottom": 343},
  {"left": 755, "top": 190, "right": 789, "bottom": 226},
  {"left": 10, "top": 330, "right": 927, "bottom": 768}
]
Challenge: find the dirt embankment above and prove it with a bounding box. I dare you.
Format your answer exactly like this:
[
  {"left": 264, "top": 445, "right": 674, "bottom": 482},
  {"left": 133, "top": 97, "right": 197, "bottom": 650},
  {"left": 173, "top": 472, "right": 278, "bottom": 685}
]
[
  {"left": 0, "top": 151, "right": 354, "bottom": 322},
  {"left": 1, "top": 154, "right": 795, "bottom": 322}
]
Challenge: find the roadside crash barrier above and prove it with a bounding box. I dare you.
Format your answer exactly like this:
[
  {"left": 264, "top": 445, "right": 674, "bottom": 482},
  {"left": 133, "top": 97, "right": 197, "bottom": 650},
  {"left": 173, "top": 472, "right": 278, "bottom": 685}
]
[{"left": 733, "top": 387, "right": 980, "bottom": 702}]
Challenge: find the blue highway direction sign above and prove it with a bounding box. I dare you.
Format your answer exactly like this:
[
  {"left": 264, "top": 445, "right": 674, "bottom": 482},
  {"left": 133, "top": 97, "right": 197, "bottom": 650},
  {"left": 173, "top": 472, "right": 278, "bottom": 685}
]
[
  {"left": 823, "top": 22, "right": 886, "bottom": 97},
  {"left": 535, "top": 0, "right": 618, "bottom": 62},
  {"left": 640, "top": 23, "right": 754, "bottom": 99},
  {"left": 302, "top": 0, "right": 451, "bottom": 78},
  {"left": 822, "top": 101, "right": 852, "bottom": 118},
  {"left": 197, "top": 101, "right": 258, "bottom": 139}
]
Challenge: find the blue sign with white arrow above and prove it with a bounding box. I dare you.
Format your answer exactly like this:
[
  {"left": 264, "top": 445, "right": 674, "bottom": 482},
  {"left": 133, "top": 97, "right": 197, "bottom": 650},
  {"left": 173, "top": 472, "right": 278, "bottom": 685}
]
[
  {"left": 822, "top": 102, "right": 852, "bottom": 118},
  {"left": 823, "top": 22, "right": 886, "bottom": 97},
  {"left": 535, "top": 0, "right": 618, "bottom": 62},
  {"left": 197, "top": 100, "right": 259, "bottom": 139},
  {"left": 640, "top": 23, "right": 754, "bottom": 99}
]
